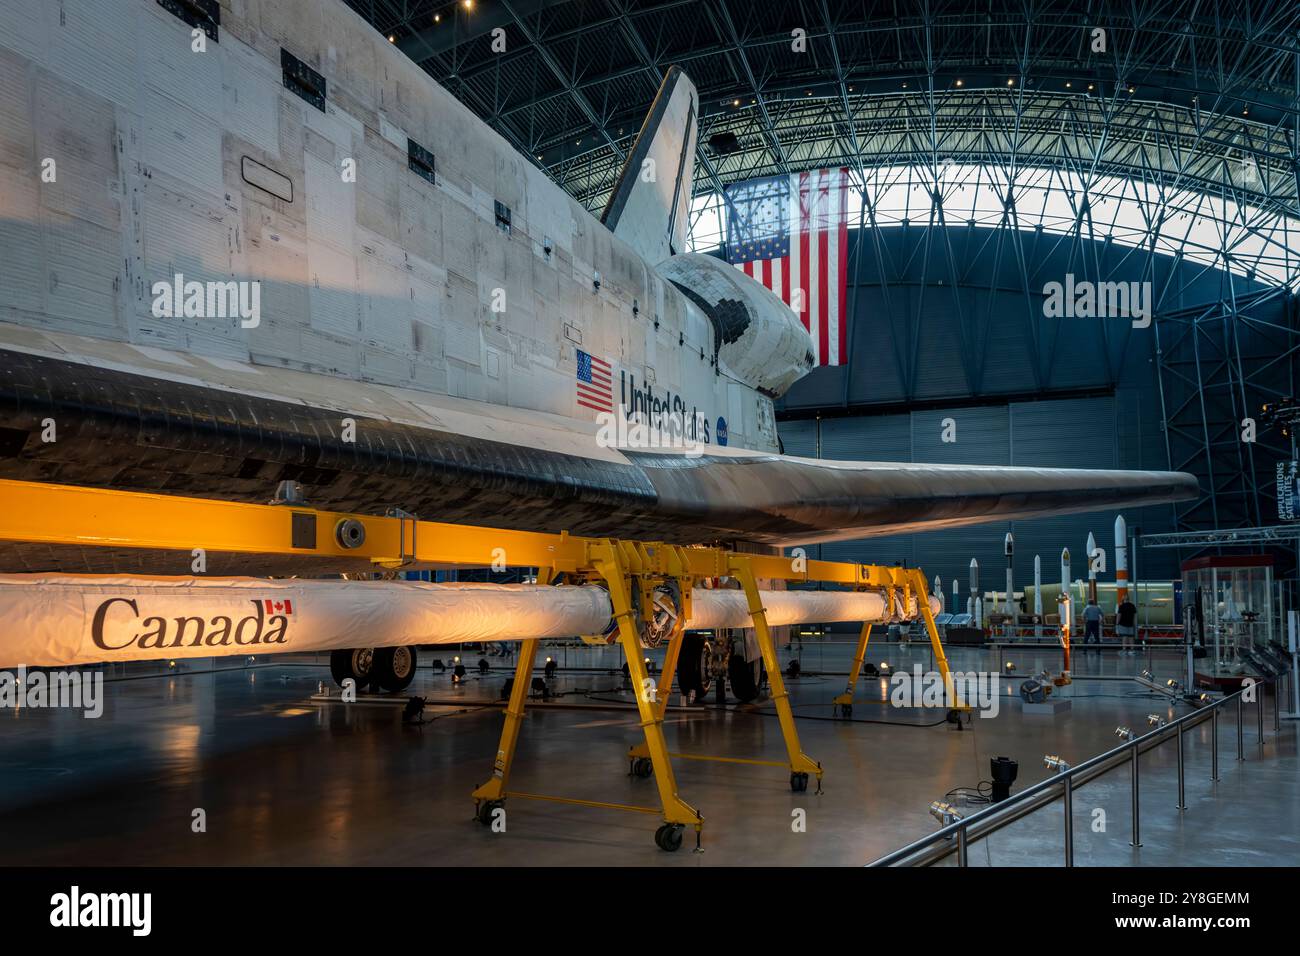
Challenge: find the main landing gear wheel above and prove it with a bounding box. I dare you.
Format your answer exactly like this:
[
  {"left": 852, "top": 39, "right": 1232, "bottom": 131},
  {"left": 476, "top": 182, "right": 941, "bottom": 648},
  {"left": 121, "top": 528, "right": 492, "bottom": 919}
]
[
  {"left": 631, "top": 757, "right": 654, "bottom": 779},
  {"left": 476, "top": 800, "right": 504, "bottom": 826},
  {"left": 654, "top": 823, "right": 684, "bottom": 852},
  {"left": 790, "top": 772, "right": 810, "bottom": 793},
  {"left": 373, "top": 646, "right": 418, "bottom": 692},
  {"left": 728, "top": 654, "right": 765, "bottom": 704},
  {"left": 677, "top": 633, "right": 713, "bottom": 703},
  {"left": 330, "top": 648, "right": 375, "bottom": 688}
]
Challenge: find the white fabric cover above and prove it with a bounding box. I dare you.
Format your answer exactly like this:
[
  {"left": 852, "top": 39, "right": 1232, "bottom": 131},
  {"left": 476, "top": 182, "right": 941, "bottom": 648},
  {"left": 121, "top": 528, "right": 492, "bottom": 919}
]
[{"left": 0, "top": 575, "right": 941, "bottom": 667}]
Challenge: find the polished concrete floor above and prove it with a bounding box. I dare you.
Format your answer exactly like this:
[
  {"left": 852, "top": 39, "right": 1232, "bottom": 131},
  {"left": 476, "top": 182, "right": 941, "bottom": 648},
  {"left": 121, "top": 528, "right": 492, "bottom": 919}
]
[{"left": 0, "top": 640, "right": 1295, "bottom": 866}]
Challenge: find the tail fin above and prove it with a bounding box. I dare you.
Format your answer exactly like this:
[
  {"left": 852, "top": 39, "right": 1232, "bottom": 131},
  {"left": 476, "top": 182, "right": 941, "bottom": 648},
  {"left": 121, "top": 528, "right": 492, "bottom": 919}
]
[{"left": 601, "top": 66, "right": 698, "bottom": 264}]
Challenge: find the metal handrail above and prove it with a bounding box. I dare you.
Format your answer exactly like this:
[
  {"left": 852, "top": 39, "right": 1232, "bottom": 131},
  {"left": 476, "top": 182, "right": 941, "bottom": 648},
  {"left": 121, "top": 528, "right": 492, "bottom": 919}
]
[{"left": 869, "top": 675, "right": 1283, "bottom": 867}]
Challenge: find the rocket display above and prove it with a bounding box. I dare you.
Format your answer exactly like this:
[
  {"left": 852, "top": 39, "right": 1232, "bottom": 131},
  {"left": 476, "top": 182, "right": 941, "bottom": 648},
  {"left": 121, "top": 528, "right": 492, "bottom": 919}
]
[
  {"left": 1004, "top": 532, "right": 1015, "bottom": 621},
  {"left": 1033, "top": 554, "right": 1043, "bottom": 638},
  {"left": 1114, "top": 514, "right": 1129, "bottom": 605}
]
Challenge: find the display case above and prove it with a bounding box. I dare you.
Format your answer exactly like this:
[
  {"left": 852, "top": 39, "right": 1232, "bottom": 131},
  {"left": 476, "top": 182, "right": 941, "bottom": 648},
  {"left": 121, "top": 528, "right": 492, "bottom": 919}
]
[{"left": 1181, "top": 555, "right": 1274, "bottom": 686}]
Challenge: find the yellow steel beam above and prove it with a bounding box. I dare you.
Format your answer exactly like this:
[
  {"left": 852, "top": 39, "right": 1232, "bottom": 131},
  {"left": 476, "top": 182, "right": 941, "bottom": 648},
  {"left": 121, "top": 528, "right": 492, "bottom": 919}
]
[{"left": 0, "top": 478, "right": 910, "bottom": 587}]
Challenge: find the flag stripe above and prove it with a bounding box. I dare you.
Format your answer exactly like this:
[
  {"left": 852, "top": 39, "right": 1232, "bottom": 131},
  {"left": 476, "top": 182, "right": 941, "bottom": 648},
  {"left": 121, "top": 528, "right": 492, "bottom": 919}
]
[
  {"left": 838, "top": 167, "right": 848, "bottom": 364},
  {"left": 725, "top": 166, "right": 849, "bottom": 366}
]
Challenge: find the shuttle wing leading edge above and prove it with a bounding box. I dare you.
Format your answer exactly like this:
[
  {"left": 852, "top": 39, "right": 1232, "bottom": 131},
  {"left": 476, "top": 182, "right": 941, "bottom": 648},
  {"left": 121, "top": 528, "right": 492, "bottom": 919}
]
[{"left": 0, "top": 343, "right": 1199, "bottom": 575}]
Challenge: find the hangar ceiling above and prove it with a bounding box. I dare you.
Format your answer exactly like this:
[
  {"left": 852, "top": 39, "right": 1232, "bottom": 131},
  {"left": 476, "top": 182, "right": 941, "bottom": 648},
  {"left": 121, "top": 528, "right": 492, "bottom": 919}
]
[{"left": 350, "top": 1, "right": 1300, "bottom": 240}]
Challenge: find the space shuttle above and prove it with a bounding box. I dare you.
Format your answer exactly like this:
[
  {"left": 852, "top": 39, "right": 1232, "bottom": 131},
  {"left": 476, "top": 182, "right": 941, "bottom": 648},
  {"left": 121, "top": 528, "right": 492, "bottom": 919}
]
[{"left": 0, "top": 0, "right": 1195, "bottom": 673}]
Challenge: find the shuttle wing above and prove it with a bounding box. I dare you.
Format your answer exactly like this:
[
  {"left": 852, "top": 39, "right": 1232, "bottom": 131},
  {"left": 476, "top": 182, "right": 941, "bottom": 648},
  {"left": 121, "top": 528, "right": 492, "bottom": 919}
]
[{"left": 0, "top": 331, "right": 1198, "bottom": 574}]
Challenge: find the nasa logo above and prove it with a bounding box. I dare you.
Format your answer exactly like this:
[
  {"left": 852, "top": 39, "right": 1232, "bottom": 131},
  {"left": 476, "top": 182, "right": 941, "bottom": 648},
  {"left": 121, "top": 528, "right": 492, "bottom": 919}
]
[{"left": 716, "top": 417, "right": 728, "bottom": 446}]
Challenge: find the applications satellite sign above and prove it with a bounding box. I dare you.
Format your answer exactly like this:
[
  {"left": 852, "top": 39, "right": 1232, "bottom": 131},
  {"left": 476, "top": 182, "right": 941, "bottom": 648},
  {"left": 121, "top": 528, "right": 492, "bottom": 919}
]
[{"left": 1276, "top": 461, "right": 1300, "bottom": 520}]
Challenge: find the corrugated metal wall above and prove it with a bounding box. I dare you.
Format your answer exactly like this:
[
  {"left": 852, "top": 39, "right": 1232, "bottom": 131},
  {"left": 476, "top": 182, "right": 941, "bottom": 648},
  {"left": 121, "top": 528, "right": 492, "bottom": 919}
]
[
  {"left": 771, "top": 224, "right": 1241, "bottom": 594},
  {"left": 779, "top": 395, "right": 1182, "bottom": 597}
]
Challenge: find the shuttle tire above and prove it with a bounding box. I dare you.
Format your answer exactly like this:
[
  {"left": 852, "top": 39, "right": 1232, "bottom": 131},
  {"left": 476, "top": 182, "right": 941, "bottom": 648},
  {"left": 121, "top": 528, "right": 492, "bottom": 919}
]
[
  {"left": 728, "top": 653, "right": 765, "bottom": 703},
  {"left": 373, "top": 646, "right": 418, "bottom": 693},
  {"left": 677, "top": 633, "right": 712, "bottom": 702},
  {"left": 330, "top": 648, "right": 375, "bottom": 688}
]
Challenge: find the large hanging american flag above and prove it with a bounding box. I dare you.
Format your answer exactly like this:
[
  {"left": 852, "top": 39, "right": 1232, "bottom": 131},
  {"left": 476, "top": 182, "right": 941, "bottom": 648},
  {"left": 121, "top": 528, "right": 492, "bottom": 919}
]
[{"left": 725, "top": 167, "right": 850, "bottom": 366}]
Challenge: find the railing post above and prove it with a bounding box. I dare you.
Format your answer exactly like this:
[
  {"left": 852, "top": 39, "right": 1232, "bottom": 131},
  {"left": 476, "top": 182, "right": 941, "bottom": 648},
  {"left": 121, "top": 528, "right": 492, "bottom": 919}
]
[
  {"left": 1063, "top": 778, "right": 1074, "bottom": 867},
  {"left": 1237, "top": 693, "right": 1245, "bottom": 761},
  {"left": 1175, "top": 725, "right": 1186, "bottom": 810},
  {"left": 1211, "top": 705, "right": 1219, "bottom": 781},
  {"left": 1275, "top": 678, "right": 1282, "bottom": 733},
  {"left": 956, "top": 826, "right": 968, "bottom": 867},
  {"left": 1129, "top": 745, "right": 1142, "bottom": 847},
  {"left": 1257, "top": 686, "right": 1266, "bottom": 751}
]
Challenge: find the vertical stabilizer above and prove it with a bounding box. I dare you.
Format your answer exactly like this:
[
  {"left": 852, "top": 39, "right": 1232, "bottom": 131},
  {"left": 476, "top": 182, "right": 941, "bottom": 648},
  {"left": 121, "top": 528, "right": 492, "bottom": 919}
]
[{"left": 601, "top": 67, "right": 698, "bottom": 264}]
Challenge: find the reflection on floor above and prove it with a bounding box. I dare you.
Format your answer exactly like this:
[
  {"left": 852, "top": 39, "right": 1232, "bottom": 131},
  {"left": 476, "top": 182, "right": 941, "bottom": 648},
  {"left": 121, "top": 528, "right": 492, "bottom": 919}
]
[{"left": 0, "top": 640, "right": 1295, "bottom": 866}]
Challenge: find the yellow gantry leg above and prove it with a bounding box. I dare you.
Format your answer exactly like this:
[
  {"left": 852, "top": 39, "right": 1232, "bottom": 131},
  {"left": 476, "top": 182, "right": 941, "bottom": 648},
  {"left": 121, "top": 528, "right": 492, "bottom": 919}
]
[
  {"left": 627, "top": 624, "right": 684, "bottom": 766},
  {"left": 909, "top": 570, "right": 967, "bottom": 720},
  {"left": 472, "top": 637, "right": 539, "bottom": 811},
  {"left": 832, "top": 620, "right": 873, "bottom": 717},
  {"left": 732, "top": 559, "right": 822, "bottom": 793},
  {"left": 594, "top": 558, "right": 702, "bottom": 840}
]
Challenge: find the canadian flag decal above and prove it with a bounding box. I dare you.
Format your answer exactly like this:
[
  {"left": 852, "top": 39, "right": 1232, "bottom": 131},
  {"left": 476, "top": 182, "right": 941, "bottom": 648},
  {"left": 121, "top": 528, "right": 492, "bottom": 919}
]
[{"left": 264, "top": 599, "right": 294, "bottom": 615}]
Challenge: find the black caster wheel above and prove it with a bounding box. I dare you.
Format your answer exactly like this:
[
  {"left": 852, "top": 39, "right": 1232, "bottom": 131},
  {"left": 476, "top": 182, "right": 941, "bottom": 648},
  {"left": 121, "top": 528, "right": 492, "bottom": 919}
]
[
  {"left": 476, "top": 800, "right": 504, "bottom": 826},
  {"left": 790, "top": 772, "right": 809, "bottom": 793},
  {"left": 631, "top": 757, "right": 653, "bottom": 779},
  {"left": 654, "top": 823, "right": 684, "bottom": 852},
  {"left": 837, "top": 704, "right": 852, "bottom": 719}
]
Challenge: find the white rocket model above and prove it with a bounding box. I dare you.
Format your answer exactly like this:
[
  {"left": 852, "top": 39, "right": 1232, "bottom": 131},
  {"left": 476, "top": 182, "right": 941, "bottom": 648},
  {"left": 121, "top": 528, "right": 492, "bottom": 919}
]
[
  {"left": 934, "top": 574, "right": 944, "bottom": 612},
  {"left": 970, "top": 558, "right": 982, "bottom": 628},
  {"left": 1086, "top": 531, "right": 1098, "bottom": 603},
  {"left": 1033, "top": 554, "right": 1043, "bottom": 638},
  {"left": 1004, "top": 532, "right": 1015, "bottom": 621},
  {"left": 1114, "top": 514, "right": 1129, "bottom": 605},
  {"left": 952, "top": 578, "right": 959, "bottom": 612},
  {"left": 1060, "top": 547, "right": 1071, "bottom": 628}
]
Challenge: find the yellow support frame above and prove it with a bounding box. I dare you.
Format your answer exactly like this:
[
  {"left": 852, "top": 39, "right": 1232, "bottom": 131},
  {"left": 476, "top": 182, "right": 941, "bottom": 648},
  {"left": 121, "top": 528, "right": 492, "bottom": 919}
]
[
  {"left": 832, "top": 622, "right": 873, "bottom": 717},
  {"left": 0, "top": 477, "right": 965, "bottom": 849}
]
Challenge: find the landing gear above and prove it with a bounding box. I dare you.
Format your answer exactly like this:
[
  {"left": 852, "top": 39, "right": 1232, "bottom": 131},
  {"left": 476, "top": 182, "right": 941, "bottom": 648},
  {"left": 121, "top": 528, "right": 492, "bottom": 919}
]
[
  {"left": 330, "top": 647, "right": 374, "bottom": 687},
  {"left": 630, "top": 757, "right": 654, "bottom": 779},
  {"left": 728, "top": 653, "right": 765, "bottom": 704},
  {"left": 677, "top": 632, "right": 713, "bottom": 702},
  {"left": 654, "top": 823, "right": 684, "bottom": 852},
  {"left": 372, "top": 645, "right": 418, "bottom": 692},
  {"left": 835, "top": 703, "right": 853, "bottom": 719},
  {"left": 790, "top": 771, "right": 810, "bottom": 792},
  {"left": 476, "top": 799, "right": 504, "bottom": 826}
]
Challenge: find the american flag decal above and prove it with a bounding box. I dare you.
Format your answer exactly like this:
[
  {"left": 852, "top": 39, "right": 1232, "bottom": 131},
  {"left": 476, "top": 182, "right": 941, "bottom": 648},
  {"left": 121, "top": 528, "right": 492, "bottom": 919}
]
[
  {"left": 264, "top": 599, "right": 294, "bottom": 615},
  {"left": 725, "top": 167, "right": 850, "bottom": 366},
  {"left": 575, "top": 349, "right": 613, "bottom": 414}
]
